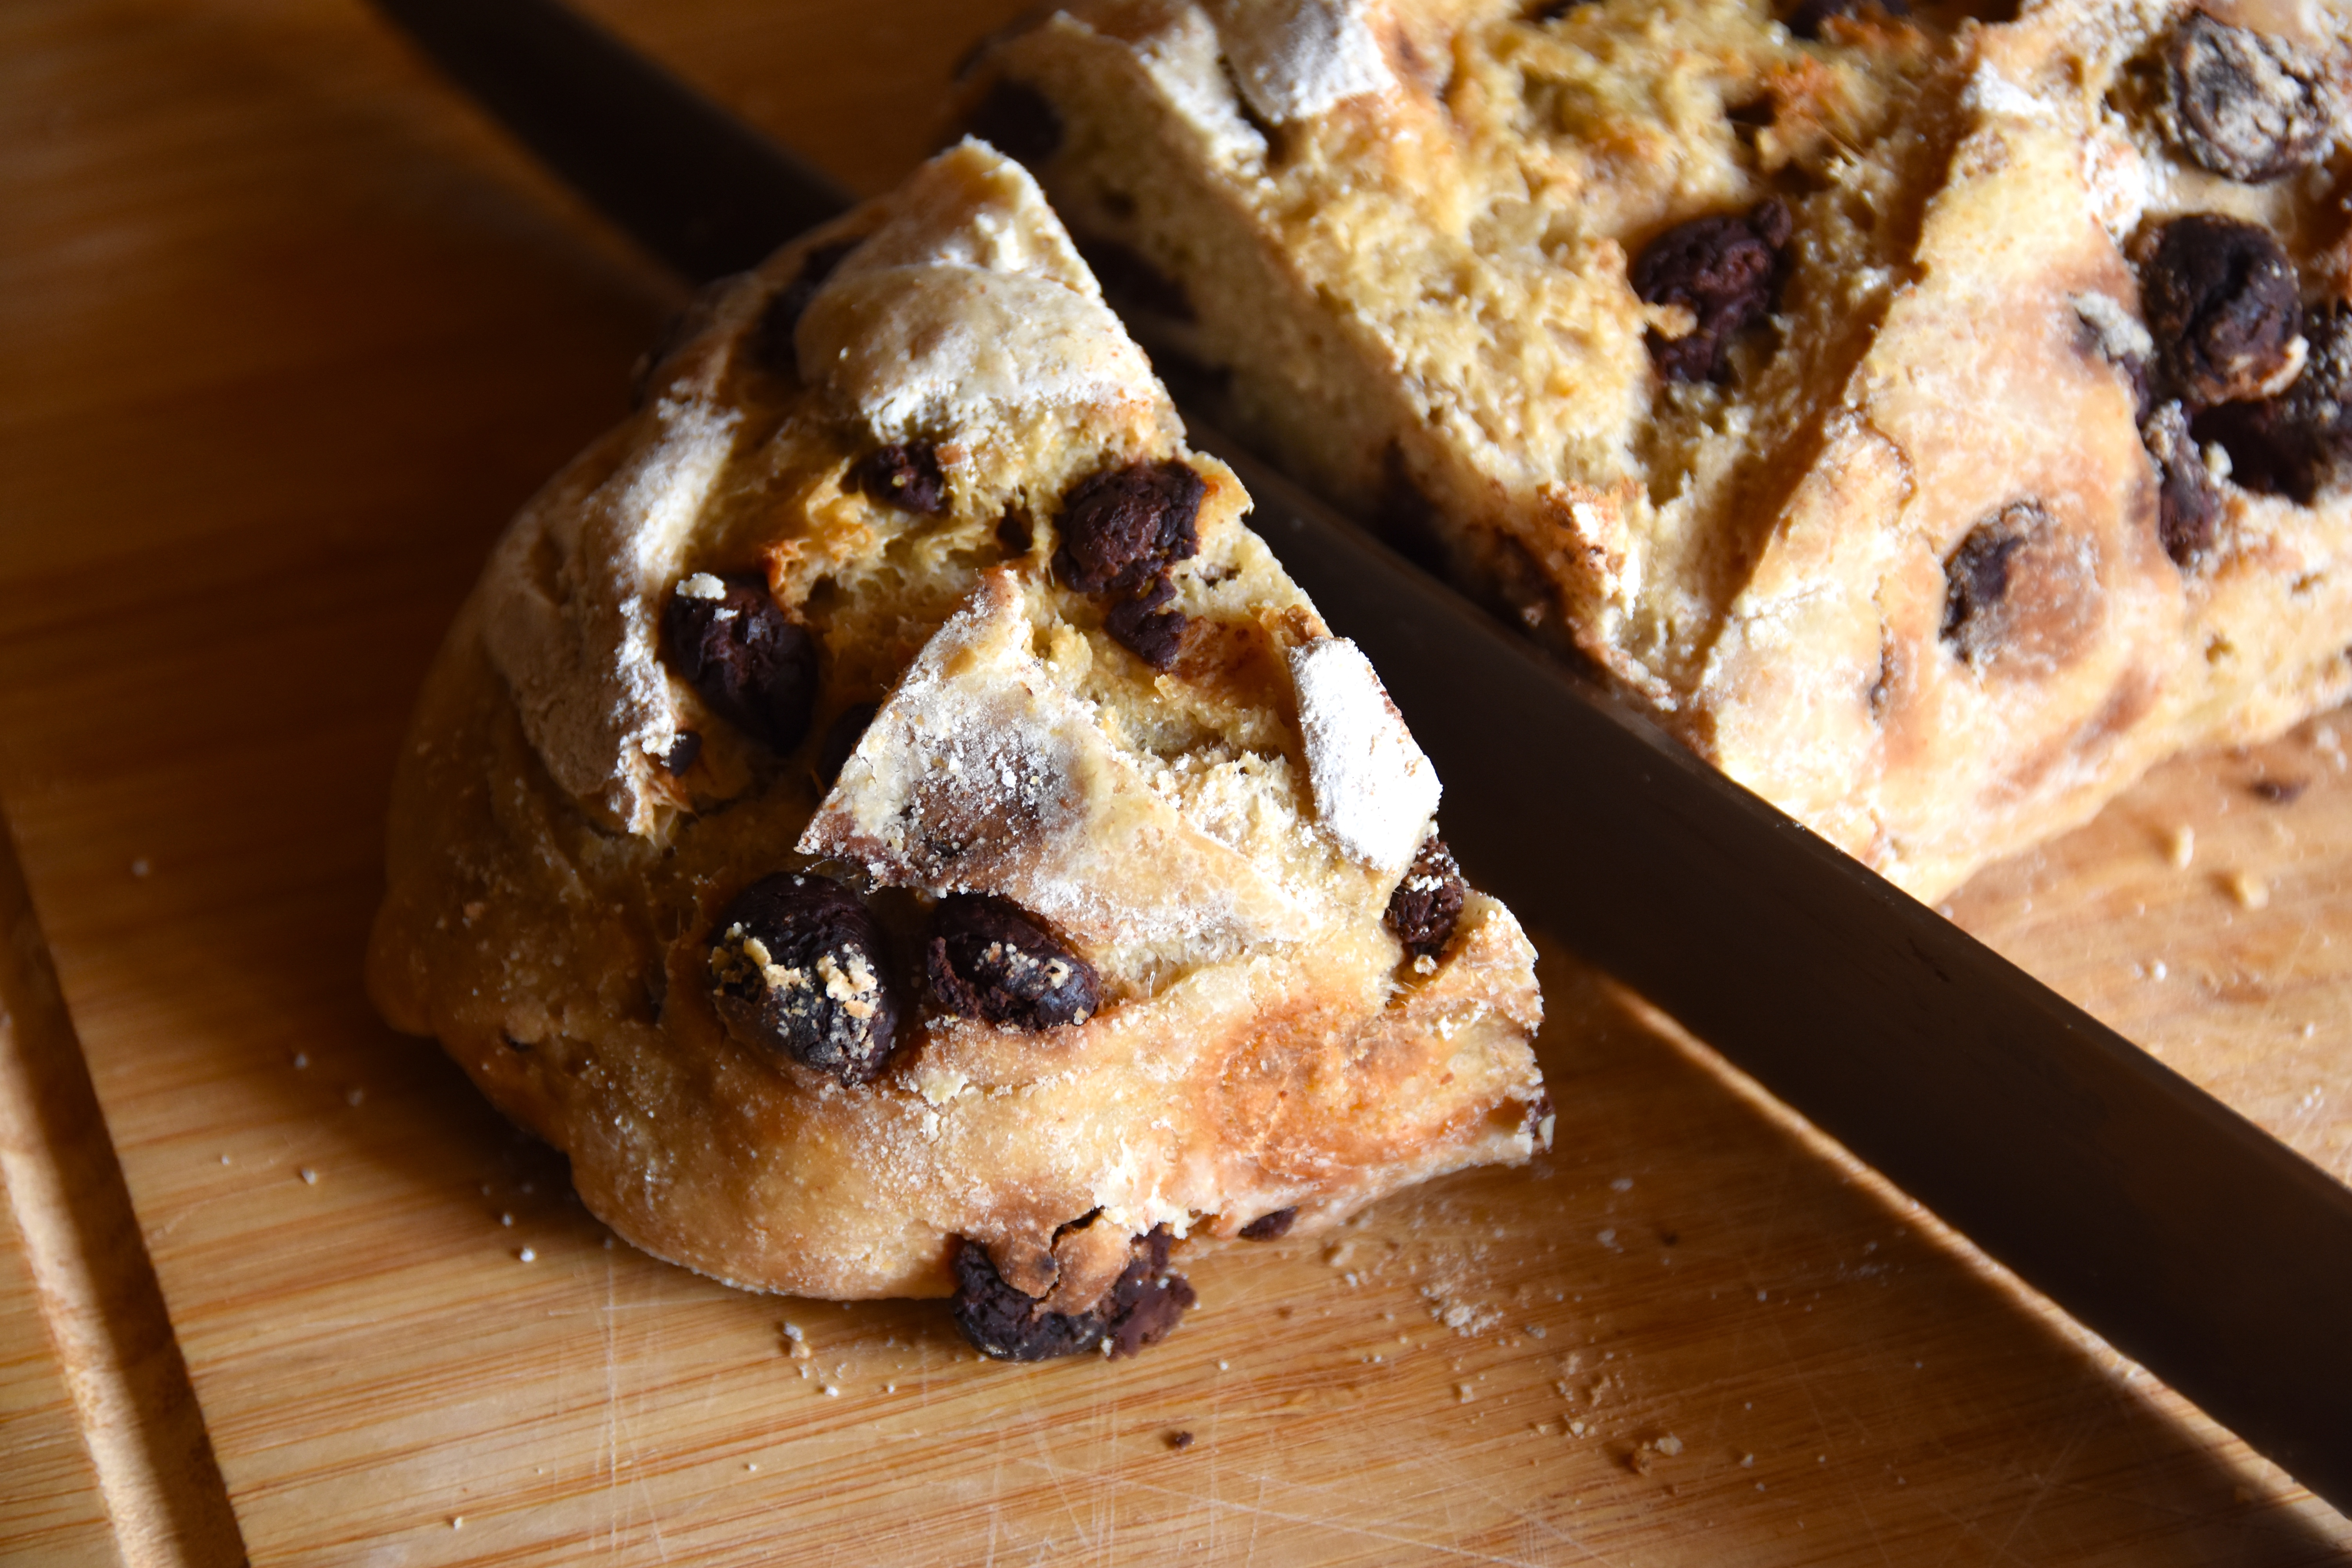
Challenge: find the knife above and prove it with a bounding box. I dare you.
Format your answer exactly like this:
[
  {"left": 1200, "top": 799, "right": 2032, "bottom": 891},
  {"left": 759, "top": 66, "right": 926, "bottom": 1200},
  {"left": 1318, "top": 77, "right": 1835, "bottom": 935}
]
[{"left": 370, "top": 0, "right": 2352, "bottom": 1509}]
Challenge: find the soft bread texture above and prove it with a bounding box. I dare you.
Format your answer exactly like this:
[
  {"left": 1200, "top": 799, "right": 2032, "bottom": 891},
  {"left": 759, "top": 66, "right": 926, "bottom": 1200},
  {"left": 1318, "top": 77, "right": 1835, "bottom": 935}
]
[
  {"left": 367, "top": 144, "right": 1546, "bottom": 1310},
  {"left": 969, "top": 0, "right": 2352, "bottom": 898}
]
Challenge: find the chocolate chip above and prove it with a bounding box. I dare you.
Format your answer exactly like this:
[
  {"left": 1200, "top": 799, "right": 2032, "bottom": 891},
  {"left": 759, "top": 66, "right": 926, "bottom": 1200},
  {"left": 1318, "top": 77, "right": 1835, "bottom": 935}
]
[
  {"left": 967, "top": 79, "right": 1063, "bottom": 167},
  {"left": 2250, "top": 776, "right": 2307, "bottom": 804},
  {"left": 2165, "top": 11, "right": 2337, "bottom": 184},
  {"left": 1103, "top": 575, "right": 1188, "bottom": 671},
  {"left": 662, "top": 575, "right": 818, "bottom": 752},
  {"left": 1074, "top": 235, "right": 1195, "bottom": 322},
  {"left": 926, "top": 894, "right": 1100, "bottom": 1030},
  {"left": 950, "top": 1227, "right": 1194, "bottom": 1361},
  {"left": 708, "top": 874, "right": 904, "bottom": 1086},
  {"left": 1237, "top": 1207, "right": 1297, "bottom": 1241},
  {"left": 850, "top": 440, "right": 949, "bottom": 515},
  {"left": 2141, "top": 215, "right": 2301, "bottom": 408},
  {"left": 1385, "top": 835, "right": 1468, "bottom": 960},
  {"left": 662, "top": 730, "right": 703, "bottom": 776},
  {"left": 1166, "top": 1431, "right": 1196, "bottom": 1451},
  {"left": 750, "top": 240, "right": 860, "bottom": 376},
  {"left": 1632, "top": 200, "right": 1793, "bottom": 383},
  {"left": 2193, "top": 300, "right": 2352, "bottom": 503},
  {"left": 1940, "top": 502, "right": 2100, "bottom": 676},
  {"left": 1784, "top": 0, "right": 1909, "bottom": 40},
  {"left": 2142, "top": 401, "right": 2224, "bottom": 565},
  {"left": 814, "top": 702, "right": 878, "bottom": 793},
  {"left": 1054, "top": 460, "right": 1206, "bottom": 595}
]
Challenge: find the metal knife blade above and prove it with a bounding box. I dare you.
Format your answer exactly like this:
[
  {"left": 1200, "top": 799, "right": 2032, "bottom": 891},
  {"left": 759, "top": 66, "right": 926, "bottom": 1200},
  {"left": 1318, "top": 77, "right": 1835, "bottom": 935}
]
[{"left": 370, "top": 0, "right": 2352, "bottom": 1509}]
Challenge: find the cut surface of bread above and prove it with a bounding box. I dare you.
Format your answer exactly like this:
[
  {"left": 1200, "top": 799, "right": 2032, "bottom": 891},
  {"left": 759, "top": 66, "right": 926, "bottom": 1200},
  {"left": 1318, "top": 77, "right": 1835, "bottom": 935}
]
[
  {"left": 967, "top": 0, "right": 2352, "bottom": 898},
  {"left": 365, "top": 143, "right": 1547, "bottom": 1359}
]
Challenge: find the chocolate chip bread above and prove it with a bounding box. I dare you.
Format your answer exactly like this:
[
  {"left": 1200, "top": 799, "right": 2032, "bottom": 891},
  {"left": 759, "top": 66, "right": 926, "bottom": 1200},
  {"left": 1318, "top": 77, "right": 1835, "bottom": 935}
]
[
  {"left": 365, "top": 143, "right": 1547, "bottom": 1360},
  {"left": 964, "top": 0, "right": 2352, "bottom": 898}
]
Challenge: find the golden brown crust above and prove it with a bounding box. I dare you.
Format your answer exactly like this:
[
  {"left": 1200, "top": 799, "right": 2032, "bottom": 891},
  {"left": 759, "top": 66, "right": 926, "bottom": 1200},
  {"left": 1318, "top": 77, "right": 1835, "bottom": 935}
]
[{"left": 367, "top": 144, "right": 1546, "bottom": 1309}]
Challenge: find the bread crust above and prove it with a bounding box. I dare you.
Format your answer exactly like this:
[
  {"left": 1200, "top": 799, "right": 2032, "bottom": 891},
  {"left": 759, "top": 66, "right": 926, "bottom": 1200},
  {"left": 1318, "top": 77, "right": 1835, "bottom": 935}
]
[
  {"left": 971, "top": 0, "right": 2352, "bottom": 897},
  {"left": 367, "top": 144, "right": 1546, "bottom": 1308}
]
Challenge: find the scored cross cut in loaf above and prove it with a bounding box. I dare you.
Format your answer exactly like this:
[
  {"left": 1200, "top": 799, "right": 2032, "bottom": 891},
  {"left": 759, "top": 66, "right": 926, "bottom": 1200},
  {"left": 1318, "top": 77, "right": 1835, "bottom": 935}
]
[
  {"left": 963, "top": 0, "right": 2352, "bottom": 900},
  {"left": 366, "top": 141, "right": 1547, "bottom": 1361}
]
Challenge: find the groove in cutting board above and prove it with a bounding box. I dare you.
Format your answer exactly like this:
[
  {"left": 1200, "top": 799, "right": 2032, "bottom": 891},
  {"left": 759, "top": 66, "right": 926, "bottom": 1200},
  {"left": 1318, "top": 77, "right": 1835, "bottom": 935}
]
[{"left": 0, "top": 817, "right": 248, "bottom": 1568}]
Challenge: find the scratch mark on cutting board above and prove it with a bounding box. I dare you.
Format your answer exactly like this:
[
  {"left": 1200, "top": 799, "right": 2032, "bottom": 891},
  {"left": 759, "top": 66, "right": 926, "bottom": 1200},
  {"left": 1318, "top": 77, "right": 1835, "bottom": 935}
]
[
  {"left": 1417, "top": 1460, "right": 1615, "bottom": 1563},
  {"left": 1000, "top": 1385, "right": 1098, "bottom": 1553},
  {"left": 1112, "top": 1471, "right": 1608, "bottom": 1566},
  {"left": 1986, "top": 1411, "right": 2095, "bottom": 1565}
]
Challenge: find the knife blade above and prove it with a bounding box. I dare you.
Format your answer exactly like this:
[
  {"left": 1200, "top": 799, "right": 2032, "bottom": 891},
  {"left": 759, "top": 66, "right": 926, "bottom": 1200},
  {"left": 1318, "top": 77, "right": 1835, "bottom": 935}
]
[{"left": 370, "top": 0, "right": 2352, "bottom": 1509}]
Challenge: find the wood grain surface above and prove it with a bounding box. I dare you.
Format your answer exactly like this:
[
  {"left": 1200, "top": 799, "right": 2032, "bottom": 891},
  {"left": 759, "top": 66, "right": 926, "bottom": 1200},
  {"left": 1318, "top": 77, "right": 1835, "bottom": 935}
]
[{"left": 1, "top": 0, "right": 2348, "bottom": 1562}]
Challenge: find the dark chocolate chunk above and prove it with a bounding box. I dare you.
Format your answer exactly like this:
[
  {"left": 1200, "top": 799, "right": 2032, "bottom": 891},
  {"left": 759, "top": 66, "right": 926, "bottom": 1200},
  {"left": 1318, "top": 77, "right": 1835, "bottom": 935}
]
[
  {"left": 662, "top": 730, "right": 703, "bottom": 777},
  {"left": 1785, "top": 0, "right": 1909, "bottom": 41},
  {"left": 1075, "top": 235, "right": 1196, "bottom": 322},
  {"left": 2193, "top": 300, "right": 2352, "bottom": 503},
  {"left": 708, "top": 874, "right": 904, "bottom": 1085},
  {"left": 2250, "top": 776, "right": 2307, "bottom": 804},
  {"left": 1167, "top": 1431, "right": 1196, "bottom": 1451},
  {"left": 750, "top": 240, "right": 861, "bottom": 376},
  {"left": 2141, "top": 215, "right": 2300, "bottom": 408},
  {"left": 951, "top": 1226, "right": 1195, "bottom": 1361},
  {"left": 926, "top": 894, "right": 1101, "bottom": 1030},
  {"left": 1104, "top": 575, "right": 1188, "bottom": 671},
  {"left": 2141, "top": 401, "right": 2223, "bottom": 565},
  {"left": 1939, "top": 501, "right": 2100, "bottom": 676},
  {"left": 1053, "top": 459, "right": 1207, "bottom": 595},
  {"left": 1237, "top": 1207, "right": 1297, "bottom": 1241},
  {"left": 966, "top": 78, "right": 1063, "bottom": 167},
  {"left": 662, "top": 575, "right": 818, "bottom": 752},
  {"left": 1385, "top": 835, "right": 1468, "bottom": 960},
  {"left": 814, "top": 702, "right": 879, "bottom": 793},
  {"left": 850, "top": 440, "right": 950, "bottom": 515},
  {"left": 2165, "top": 11, "right": 2337, "bottom": 184},
  {"left": 1632, "top": 200, "right": 1793, "bottom": 383}
]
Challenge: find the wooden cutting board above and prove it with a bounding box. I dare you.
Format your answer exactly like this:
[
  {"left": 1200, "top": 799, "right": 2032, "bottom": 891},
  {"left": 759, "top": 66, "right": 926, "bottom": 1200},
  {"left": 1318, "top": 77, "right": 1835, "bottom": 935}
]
[{"left": 1, "top": 1, "right": 2347, "bottom": 1562}]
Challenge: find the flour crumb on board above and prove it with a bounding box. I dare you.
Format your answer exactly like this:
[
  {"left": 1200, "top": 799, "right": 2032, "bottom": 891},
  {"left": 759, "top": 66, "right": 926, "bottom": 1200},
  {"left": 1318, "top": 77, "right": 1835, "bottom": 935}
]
[
  {"left": 2221, "top": 869, "right": 2270, "bottom": 909},
  {"left": 2164, "top": 824, "right": 2195, "bottom": 869},
  {"left": 1420, "top": 1280, "right": 1503, "bottom": 1337},
  {"left": 1624, "top": 1433, "right": 1683, "bottom": 1475}
]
